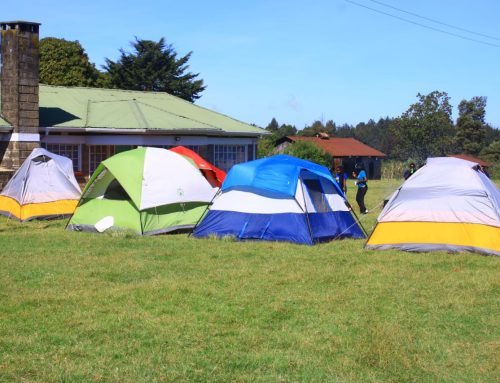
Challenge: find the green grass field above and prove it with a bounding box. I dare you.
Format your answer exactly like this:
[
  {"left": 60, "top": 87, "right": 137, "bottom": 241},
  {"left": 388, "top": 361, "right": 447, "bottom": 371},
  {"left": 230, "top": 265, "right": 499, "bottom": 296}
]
[{"left": 0, "top": 179, "right": 498, "bottom": 382}]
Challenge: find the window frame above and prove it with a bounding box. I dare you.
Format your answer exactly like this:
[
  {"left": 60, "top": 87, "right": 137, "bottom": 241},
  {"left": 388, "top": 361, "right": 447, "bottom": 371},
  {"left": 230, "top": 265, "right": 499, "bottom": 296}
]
[
  {"left": 88, "top": 145, "right": 115, "bottom": 176},
  {"left": 43, "top": 143, "right": 82, "bottom": 172},
  {"left": 213, "top": 144, "right": 247, "bottom": 172}
]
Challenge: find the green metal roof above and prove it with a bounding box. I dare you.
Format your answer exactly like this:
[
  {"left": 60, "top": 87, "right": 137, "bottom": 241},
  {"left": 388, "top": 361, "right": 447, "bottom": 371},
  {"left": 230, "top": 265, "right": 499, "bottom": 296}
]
[
  {"left": 38, "top": 85, "right": 264, "bottom": 135},
  {"left": 0, "top": 96, "right": 11, "bottom": 128},
  {"left": 0, "top": 115, "right": 10, "bottom": 128}
]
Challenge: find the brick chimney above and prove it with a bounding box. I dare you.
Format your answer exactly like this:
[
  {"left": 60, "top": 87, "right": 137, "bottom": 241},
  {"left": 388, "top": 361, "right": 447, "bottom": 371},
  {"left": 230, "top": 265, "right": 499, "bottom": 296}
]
[{"left": 0, "top": 21, "right": 41, "bottom": 169}]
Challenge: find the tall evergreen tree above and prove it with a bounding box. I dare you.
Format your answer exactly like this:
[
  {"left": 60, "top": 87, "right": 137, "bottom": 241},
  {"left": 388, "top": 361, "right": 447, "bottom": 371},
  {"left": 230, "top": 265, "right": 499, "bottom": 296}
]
[
  {"left": 354, "top": 119, "right": 376, "bottom": 144},
  {"left": 335, "top": 123, "right": 355, "bottom": 138},
  {"left": 479, "top": 140, "right": 500, "bottom": 166},
  {"left": 484, "top": 124, "right": 500, "bottom": 145},
  {"left": 454, "top": 96, "right": 487, "bottom": 155},
  {"left": 325, "top": 120, "right": 336, "bottom": 136},
  {"left": 265, "top": 118, "right": 279, "bottom": 133},
  {"left": 104, "top": 38, "right": 206, "bottom": 102}
]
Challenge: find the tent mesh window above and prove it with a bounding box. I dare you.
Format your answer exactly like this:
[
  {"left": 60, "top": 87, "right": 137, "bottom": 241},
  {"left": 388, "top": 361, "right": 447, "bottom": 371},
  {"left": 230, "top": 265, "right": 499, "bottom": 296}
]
[
  {"left": 303, "top": 179, "right": 332, "bottom": 213},
  {"left": 32, "top": 155, "right": 51, "bottom": 164},
  {"left": 103, "top": 179, "right": 129, "bottom": 200}
]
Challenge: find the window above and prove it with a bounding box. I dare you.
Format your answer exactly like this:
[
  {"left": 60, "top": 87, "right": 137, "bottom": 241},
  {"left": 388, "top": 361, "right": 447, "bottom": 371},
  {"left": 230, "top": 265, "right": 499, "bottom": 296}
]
[
  {"left": 185, "top": 145, "right": 200, "bottom": 154},
  {"left": 150, "top": 145, "right": 199, "bottom": 153},
  {"left": 89, "top": 145, "right": 115, "bottom": 175},
  {"left": 43, "top": 143, "right": 81, "bottom": 171},
  {"left": 213, "top": 145, "right": 246, "bottom": 172},
  {"left": 149, "top": 145, "right": 173, "bottom": 149}
]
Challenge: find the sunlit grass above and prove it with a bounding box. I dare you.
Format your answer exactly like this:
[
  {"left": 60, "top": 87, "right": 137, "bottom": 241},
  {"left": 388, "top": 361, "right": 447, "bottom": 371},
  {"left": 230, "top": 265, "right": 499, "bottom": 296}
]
[{"left": 0, "top": 179, "right": 498, "bottom": 382}]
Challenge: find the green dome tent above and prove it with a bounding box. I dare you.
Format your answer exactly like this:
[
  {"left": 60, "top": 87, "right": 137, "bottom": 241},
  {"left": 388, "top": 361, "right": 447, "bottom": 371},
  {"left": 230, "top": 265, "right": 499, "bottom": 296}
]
[{"left": 67, "top": 147, "right": 216, "bottom": 235}]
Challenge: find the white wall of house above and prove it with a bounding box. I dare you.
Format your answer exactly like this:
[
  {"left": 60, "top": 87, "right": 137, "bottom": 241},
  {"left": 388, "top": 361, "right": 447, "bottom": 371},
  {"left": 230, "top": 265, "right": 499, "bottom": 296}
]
[
  {"left": 41, "top": 134, "right": 259, "bottom": 175},
  {"left": 41, "top": 134, "right": 256, "bottom": 146}
]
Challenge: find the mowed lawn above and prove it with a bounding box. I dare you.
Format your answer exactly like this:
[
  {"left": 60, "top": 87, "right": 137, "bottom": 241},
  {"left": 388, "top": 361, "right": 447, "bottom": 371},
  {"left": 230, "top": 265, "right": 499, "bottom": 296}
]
[{"left": 0, "top": 180, "right": 498, "bottom": 382}]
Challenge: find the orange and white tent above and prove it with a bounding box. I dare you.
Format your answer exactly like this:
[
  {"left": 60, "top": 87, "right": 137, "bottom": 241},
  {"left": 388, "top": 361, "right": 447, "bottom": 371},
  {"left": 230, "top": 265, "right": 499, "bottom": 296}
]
[
  {"left": 366, "top": 157, "right": 499, "bottom": 256},
  {"left": 0, "top": 148, "right": 81, "bottom": 221},
  {"left": 170, "top": 146, "right": 226, "bottom": 187}
]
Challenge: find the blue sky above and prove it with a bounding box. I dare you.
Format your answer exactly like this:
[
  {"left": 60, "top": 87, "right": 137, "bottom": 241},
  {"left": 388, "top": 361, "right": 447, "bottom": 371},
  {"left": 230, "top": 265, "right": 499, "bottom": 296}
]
[{"left": 3, "top": 0, "right": 500, "bottom": 129}]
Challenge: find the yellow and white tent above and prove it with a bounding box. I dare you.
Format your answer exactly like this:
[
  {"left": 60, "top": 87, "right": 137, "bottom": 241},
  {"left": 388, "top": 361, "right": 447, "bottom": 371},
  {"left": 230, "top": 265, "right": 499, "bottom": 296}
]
[
  {"left": 0, "top": 148, "right": 81, "bottom": 221},
  {"left": 366, "top": 157, "right": 499, "bottom": 256}
]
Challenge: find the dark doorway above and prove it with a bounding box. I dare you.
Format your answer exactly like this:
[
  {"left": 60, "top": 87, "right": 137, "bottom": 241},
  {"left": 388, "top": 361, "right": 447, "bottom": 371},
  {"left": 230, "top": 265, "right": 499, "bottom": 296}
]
[
  {"left": 369, "top": 162, "right": 374, "bottom": 179},
  {"left": 302, "top": 178, "right": 331, "bottom": 213}
]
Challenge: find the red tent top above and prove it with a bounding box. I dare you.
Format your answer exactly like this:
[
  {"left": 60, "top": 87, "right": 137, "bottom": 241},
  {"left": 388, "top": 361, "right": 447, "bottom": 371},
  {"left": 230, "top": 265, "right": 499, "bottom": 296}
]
[{"left": 170, "top": 146, "right": 226, "bottom": 187}]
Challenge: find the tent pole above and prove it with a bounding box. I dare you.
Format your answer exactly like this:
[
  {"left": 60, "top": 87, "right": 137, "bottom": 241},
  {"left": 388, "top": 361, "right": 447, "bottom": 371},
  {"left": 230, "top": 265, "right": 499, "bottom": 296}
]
[
  {"left": 364, "top": 186, "right": 402, "bottom": 246},
  {"left": 188, "top": 188, "right": 221, "bottom": 237},
  {"left": 348, "top": 202, "right": 368, "bottom": 238},
  {"left": 19, "top": 155, "right": 34, "bottom": 211},
  {"left": 299, "top": 174, "right": 315, "bottom": 245}
]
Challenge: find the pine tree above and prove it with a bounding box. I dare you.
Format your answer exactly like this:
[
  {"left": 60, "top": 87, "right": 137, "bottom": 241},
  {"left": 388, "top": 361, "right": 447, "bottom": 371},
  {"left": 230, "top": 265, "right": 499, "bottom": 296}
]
[{"left": 104, "top": 38, "right": 206, "bottom": 102}]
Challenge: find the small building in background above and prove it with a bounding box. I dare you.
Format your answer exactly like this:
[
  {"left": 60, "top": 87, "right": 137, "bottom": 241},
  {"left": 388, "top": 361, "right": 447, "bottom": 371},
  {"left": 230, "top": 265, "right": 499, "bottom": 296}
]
[
  {"left": 448, "top": 154, "right": 491, "bottom": 175},
  {"left": 275, "top": 135, "right": 386, "bottom": 179}
]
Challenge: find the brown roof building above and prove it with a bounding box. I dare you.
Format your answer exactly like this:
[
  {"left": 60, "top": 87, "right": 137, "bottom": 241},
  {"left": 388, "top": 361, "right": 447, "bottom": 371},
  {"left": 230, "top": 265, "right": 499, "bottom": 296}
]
[
  {"left": 275, "top": 135, "right": 386, "bottom": 179},
  {"left": 448, "top": 154, "right": 490, "bottom": 167}
]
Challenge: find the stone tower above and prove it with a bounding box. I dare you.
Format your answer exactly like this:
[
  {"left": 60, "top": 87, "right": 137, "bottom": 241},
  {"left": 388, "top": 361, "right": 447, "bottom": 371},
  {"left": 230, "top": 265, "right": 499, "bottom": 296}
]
[{"left": 0, "top": 21, "right": 41, "bottom": 169}]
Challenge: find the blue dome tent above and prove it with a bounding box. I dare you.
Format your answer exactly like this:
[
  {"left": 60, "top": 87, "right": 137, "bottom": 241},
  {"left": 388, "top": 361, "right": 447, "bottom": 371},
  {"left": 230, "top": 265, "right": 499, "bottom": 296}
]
[{"left": 193, "top": 155, "right": 366, "bottom": 245}]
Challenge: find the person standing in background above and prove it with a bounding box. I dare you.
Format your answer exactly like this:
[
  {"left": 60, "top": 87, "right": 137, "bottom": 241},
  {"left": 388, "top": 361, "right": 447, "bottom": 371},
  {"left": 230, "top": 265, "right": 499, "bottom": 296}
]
[
  {"left": 353, "top": 163, "right": 368, "bottom": 214},
  {"left": 403, "top": 162, "right": 416, "bottom": 180},
  {"left": 335, "top": 165, "right": 348, "bottom": 194}
]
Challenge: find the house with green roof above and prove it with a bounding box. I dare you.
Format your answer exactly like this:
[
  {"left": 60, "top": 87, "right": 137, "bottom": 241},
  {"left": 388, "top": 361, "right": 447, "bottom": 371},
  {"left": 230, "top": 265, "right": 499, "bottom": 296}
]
[{"left": 0, "top": 21, "right": 264, "bottom": 182}]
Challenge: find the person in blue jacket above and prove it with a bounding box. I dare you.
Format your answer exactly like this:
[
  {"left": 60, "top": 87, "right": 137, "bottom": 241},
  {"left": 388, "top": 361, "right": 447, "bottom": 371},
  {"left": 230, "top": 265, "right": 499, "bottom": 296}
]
[{"left": 352, "top": 163, "right": 368, "bottom": 214}]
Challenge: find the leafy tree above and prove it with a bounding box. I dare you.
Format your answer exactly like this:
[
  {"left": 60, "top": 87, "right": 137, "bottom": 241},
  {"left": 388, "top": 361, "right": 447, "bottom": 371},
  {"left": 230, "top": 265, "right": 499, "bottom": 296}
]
[
  {"left": 256, "top": 135, "right": 276, "bottom": 158},
  {"left": 454, "top": 97, "right": 487, "bottom": 155},
  {"left": 257, "top": 118, "right": 298, "bottom": 158},
  {"left": 263, "top": 118, "right": 297, "bottom": 137},
  {"left": 300, "top": 120, "right": 326, "bottom": 137},
  {"left": 277, "top": 123, "right": 297, "bottom": 138},
  {"left": 257, "top": 118, "right": 279, "bottom": 158},
  {"left": 390, "top": 91, "right": 455, "bottom": 163},
  {"left": 104, "top": 37, "right": 206, "bottom": 102},
  {"left": 39, "top": 37, "right": 104, "bottom": 87},
  {"left": 95, "top": 72, "right": 112, "bottom": 88},
  {"left": 283, "top": 141, "right": 332, "bottom": 168}
]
